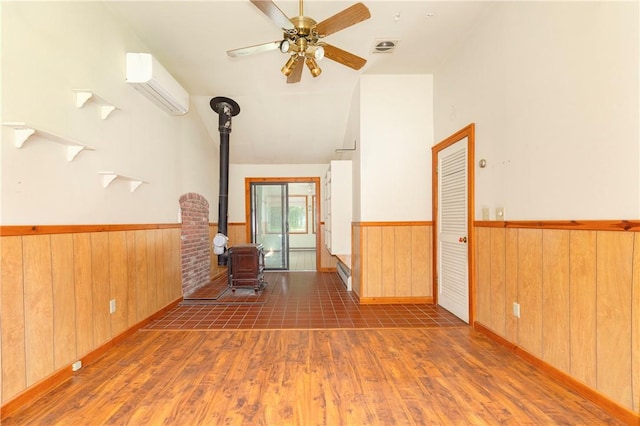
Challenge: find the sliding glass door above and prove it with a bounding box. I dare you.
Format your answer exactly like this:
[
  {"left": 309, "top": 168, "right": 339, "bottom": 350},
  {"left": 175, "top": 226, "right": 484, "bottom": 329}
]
[{"left": 250, "top": 182, "right": 289, "bottom": 270}]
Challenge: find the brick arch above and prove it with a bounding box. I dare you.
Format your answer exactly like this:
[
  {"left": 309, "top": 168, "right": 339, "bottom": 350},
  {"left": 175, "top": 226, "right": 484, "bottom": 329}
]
[{"left": 179, "top": 193, "right": 211, "bottom": 296}]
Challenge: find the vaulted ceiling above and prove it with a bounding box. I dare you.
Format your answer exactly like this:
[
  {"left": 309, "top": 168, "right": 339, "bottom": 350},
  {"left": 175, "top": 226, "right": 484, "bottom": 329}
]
[{"left": 108, "top": 1, "right": 491, "bottom": 164}]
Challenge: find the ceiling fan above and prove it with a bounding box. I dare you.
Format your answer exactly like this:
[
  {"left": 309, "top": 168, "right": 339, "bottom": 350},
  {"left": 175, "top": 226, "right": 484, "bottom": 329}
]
[{"left": 227, "top": 0, "right": 371, "bottom": 83}]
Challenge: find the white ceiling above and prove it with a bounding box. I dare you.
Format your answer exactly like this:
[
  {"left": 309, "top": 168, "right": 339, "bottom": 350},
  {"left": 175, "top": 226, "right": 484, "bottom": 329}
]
[{"left": 107, "top": 1, "right": 492, "bottom": 164}]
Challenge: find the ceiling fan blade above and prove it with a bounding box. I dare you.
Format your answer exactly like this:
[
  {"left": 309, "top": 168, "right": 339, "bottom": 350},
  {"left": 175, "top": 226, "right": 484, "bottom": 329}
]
[
  {"left": 314, "top": 3, "right": 371, "bottom": 37},
  {"left": 287, "top": 57, "right": 304, "bottom": 84},
  {"left": 227, "top": 40, "right": 282, "bottom": 58},
  {"left": 322, "top": 43, "right": 367, "bottom": 70},
  {"left": 250, "top": 0, "right": 295, "bottom": 31}
]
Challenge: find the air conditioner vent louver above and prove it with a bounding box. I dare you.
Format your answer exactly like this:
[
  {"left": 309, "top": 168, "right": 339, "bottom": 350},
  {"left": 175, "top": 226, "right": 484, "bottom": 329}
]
[{"left": 126, "top": 53, "right": 189, "bottom": 115}]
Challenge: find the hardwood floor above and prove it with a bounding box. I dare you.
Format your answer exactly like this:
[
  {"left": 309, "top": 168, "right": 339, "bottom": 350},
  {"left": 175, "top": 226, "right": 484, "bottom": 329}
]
[
  {"left": 288, "top": 249, "right": 316, "bottom": 271},
  {"left": 266, "top": 250, "right": 317, "bottom": 271},
  {"left": 1, "top": 272, "right": 624, "bottom": 425},
  {"left": 2, "top": 329, "right": 622, "bottom": 425}
]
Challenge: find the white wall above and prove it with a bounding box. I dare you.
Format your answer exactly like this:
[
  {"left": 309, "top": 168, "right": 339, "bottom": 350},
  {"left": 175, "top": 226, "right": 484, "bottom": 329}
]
[
  {"left": 358, "top": 74, "right": 434, "bottom": 221},
  {"left": 228, "top": 163, "right": 329, "bottom": 223},
  {"left": 341, "top": 81, "right": 362, "bottom": 222},
  {"left": 1, "top": 2, "right": 218, "bottom": 225},
  {"left": 434, "top": 1, "right": 639, "bottom": 220}
]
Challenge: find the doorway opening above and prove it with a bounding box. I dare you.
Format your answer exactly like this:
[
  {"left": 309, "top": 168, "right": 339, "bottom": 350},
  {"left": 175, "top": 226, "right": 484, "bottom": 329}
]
[{"left": 245, "top": 177, "right": 321, "bottom": 271}]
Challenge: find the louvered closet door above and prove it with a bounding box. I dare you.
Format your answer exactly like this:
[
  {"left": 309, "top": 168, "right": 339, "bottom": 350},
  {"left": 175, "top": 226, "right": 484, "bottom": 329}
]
[{"left": 438, "top": 138, "right": 469, "bottom": 323}]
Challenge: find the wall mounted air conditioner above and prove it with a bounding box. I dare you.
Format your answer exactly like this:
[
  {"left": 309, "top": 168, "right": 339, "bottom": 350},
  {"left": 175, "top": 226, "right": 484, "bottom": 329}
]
[{"left": 126, "top": 52, "right": 189, "bottom": 115}]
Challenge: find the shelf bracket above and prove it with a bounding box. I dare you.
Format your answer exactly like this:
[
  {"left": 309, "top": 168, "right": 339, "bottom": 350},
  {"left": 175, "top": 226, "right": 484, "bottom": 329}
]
[
  {"left": 74, "top": 90, "right": 93, "bottom": 108},
  {"left": 12, "top": 126, "right": 36, "bottom": 148},
  {"left": 73, "top": 90, "right": 118, "bottom": 119},
  {"left": 129, "top": 180, "right": 144, "bottom": 192},
  {"left": 99, "top": 171, "right": 147, "bottom": 192},
  {"left": 100, "top": 105, "right": 117, "bottom": 120},
  {"left": 100, "top": 172, "right": 119, "bottom": 188},
  {"left": 66, "top": 145, "right": 86, "bottom": 162}
]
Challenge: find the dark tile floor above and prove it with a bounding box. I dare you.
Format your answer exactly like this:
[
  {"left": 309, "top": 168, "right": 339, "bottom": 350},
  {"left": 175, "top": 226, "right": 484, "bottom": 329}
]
[{"left": 144, "top": 271, "right": 467, "bottom": 330}]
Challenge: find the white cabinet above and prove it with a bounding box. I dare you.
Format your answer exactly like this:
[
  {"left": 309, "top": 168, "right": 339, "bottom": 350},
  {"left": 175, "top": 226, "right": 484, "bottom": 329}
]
[{"left": 324, "top": 160, "right": 352, "bottom": 255}]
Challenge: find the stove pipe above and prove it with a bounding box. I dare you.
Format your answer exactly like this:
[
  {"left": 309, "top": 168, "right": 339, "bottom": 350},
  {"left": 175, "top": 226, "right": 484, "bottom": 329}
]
[{"left": 210, "top": 97, "right": 240, "bottom": 266}]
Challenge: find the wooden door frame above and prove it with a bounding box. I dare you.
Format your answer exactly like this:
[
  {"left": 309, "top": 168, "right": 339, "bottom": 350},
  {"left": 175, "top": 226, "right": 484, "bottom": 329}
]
[
  {"left": 245, "top": 177, "right": 321, "bottom": 271},
  {"left": 431, "top": 123, "right": 476, "bottom": 325}
]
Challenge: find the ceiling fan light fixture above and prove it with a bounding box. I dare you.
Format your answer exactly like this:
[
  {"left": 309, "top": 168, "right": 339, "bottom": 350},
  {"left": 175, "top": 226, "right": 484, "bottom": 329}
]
[
  {"left": 307, "top": 45, "right": 324, "bottom": 61},
  {"left": 281, "top": 55, "right": 299, "bottom": 76},
  {"left": 305, "top": 57, "right": 322, "bottom": 77},
  {"left": 279, "top": 39, "right": 291, "bottom": 53}
]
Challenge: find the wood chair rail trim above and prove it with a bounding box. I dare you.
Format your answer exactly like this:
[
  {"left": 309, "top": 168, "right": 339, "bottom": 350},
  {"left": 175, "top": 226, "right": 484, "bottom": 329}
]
[
  {"left": 475, "top": 220, "right": 640, "bottom": 232},
  {"left": 352, "top": 221, "right": 433, "bottom": 227},
  {"left": 0, "top": 223, "right": 181, "bottom": 236}
]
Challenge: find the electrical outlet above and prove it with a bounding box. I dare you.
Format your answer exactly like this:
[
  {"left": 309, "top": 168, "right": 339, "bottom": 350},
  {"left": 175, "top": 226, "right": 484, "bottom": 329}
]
[
  {"left": 109, "top": 299, "right": 116, "bottom": 314},
  {"left": 512, "top": 302, "right": 520, "bottom": 318},
  {"left": 482, "top": 207, "right": 490, "bottom": 220},
  {"left": 496, "top": 207, "right": 505, "bottom": 221},
  {"left": 72, "top": 360, "right": 82, "bottom": 371}
]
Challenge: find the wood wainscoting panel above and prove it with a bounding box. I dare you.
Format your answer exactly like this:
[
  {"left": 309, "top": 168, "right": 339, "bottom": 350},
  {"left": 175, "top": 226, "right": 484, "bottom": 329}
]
[
  {"left": 410, "top": 225, "right": 431, "bottom": 296},
  {"left": 504, "top": 228, "right": 519, "bottom": 343},
  {"left": 381, "top": 227, "right": 396, "bottom": 297},
  {"left": 145, "top": 230, "right": 159, "bottom": 316},
  {"left": 108, "top": 231, "right": 130, "bottom": 337},
  {"left": 90, "top": 233, "right": 111, "bottom": 347},
  {"left": 541, "top": 230, "right": 571, "bottom": 373},
  {"left": 596, "top": 231, "right": 634, "bottom": 408},
  {"left": 164, "top": 229, "right": 179, "bottom": 301},
  {"left": 153, "top": 230, "right": 167, "bottom": 309},
  {"left": 73, "top": 233, "right": 94, "bottom": 357},
  {"left": 354, "top": 223, "right": 433, "bottom": 301},
  {"left": 568, "top": 230, "right": 597, "bottom": 389},
  {"left": 475, "top": 227, "right": 491, "bottom": 326},
  {"left": 0, "top": 225, "right": 184, "bottom": 412},
  {"left": 517, "top": 229, "right": 543, "bottom": 358},
  {"left": 352, "top": 224, "right": 362, "bottom": 297},
  {"left": 228, "top": 223, "right": 247, "bottom": 247},
  {"left": 50, "top": 234, "right": 77, "bottom": 370},
  {"left": 160, "top": 228, "right": 181, "bottom": 308},
  {"left": 1, "top": 236, "right": 26, "bottom": 402},
  {"left": 22, "top": 235, "right": 55, "bottom": 387},
  {"left": 474, "top": 223, "right": 640, "bottom": 415},
  {"left": 125, "top": 232, "right": 139, "bottom": 326},
  {"left": 393, "top": 226, "right": 412, "bottom": 297},
  {"left": 133, "top": 231, "right": 151, "bottom": 321},
  {"left": 363, "top": 227, "right": 383, "bottom": 298},
  {"left": 632, "top": 233, "right": 640, "bottom": 413},
  {"left": 489, "top": 228, "right": 506, "bottom": 336}
]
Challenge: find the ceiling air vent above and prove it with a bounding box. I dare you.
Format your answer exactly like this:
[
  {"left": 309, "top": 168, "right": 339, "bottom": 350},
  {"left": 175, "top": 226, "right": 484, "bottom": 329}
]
[{"left": 371, "top": 39, "right": 399, "bottom": 54}]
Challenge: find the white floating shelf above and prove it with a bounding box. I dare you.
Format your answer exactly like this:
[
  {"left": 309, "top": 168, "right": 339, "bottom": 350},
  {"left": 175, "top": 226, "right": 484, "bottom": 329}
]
[
  {"left": 98, "top": 171, "right": 147, "bottom": 192},
  {"left": 2, "top": 122, "right": 95, "bottom": 161},
  {"left": 73, "top": 90, "right": 118, "bottom": 119}
]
